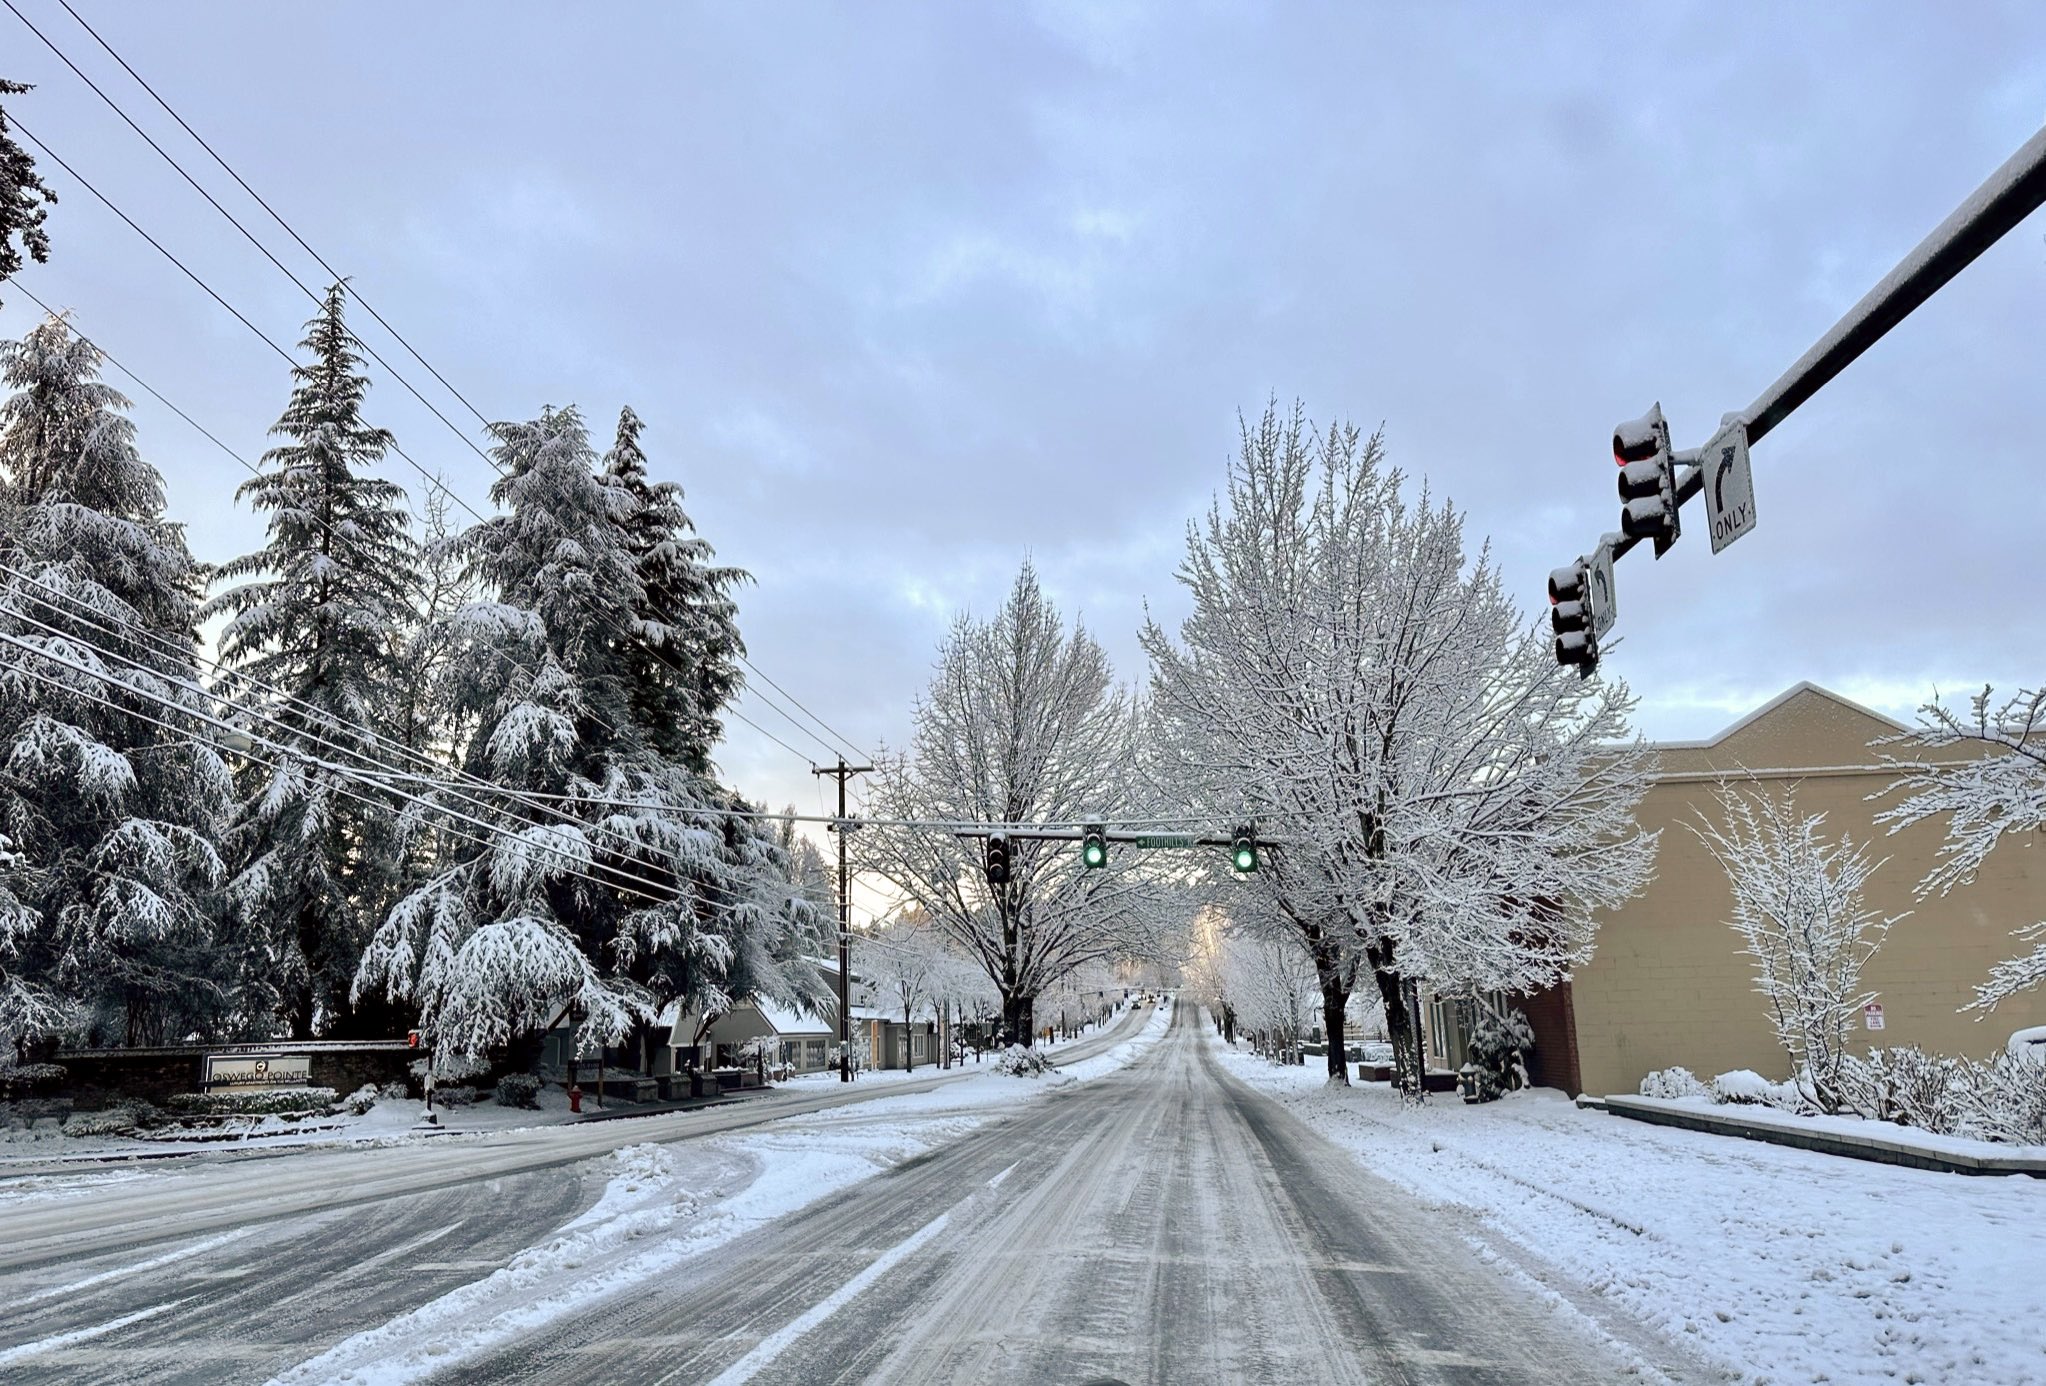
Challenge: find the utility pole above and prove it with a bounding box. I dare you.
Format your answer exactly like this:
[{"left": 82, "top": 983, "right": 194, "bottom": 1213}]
[{"left": 813, "top": 758, "right": 873, "bottom": 1082}]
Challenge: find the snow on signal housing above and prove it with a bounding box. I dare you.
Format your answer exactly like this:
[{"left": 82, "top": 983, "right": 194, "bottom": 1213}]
[
  {"left": 1548, "top": 560, "right": 1597, "bottom": 674},
  {"left": 1614, "top": 403, "right": 1680, "bottom": 556}
]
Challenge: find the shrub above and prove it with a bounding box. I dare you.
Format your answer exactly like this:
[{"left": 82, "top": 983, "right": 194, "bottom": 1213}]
[
  {"left": 1838, "top": 1047, "right": 1972, "bottom": 1134},
  {"left": 433, "top": 1085, "right": 477, "bottom": 1107},
  {"left": 378, "top": 1080, "right": 409, "bottom": 1101},
  {"left": 0, "top": 1062, "right": 67, "bottom": 1099},
  {"left": 993, "top": 1046, "right": 1053, "bottom": 1077},
  {"left": 1709, "top": 1069, "right": 1806, "bottom": 1110},
  {"left": 1639, "top": 1066, "right": 1707, "bottom": 1100},
  {"left": 494, "top": 1073, "right": 542, "bottom": 1109},
  {"left": 64, "top": 1101, "right": 161, "bottom": 1138},
  {"left": 1965, "top": 1053, "right": 2046, "bottom": 1146},
  {"left": 1465, "top": 1007, "right": 1534, "bottom": 1102},
  {"left": 342, "top": 1084, "right": 379, "bottom": 1116},
  {"left": 167, "top": 1087, "right": 338, "bottom": 1117}
]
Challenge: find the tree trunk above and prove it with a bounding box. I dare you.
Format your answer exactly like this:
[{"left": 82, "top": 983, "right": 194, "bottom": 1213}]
[
  {"left": 1368, "top": 938, "right": 1425, "bottom": 1102},
  {"left": 903, "top": 1006, "right": 915, "bottom": 1072},
  {"left": 1319, "top": 972, "right": 1351, "bottom": 1085}
]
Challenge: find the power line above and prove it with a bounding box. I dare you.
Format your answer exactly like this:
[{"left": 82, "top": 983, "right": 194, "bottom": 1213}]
[{"left": 6, "top": 13, "right": 865, "bottom": 769}]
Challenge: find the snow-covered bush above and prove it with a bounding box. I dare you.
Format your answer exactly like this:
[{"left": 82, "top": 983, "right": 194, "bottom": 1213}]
[
  {"left": 1709, "top": 1069, "right": 1806, "bottom": 1110},
  {"left": 0, "top": 1062, "right": 65, "bottom": 1098},
  {"left": 1838, "top": 1047, "right": 1972, "bottom": 1134},
  {"left": 993, "top": 1045, "right": 1052, "bottom": 1077},
  {"left": 1639, "top": 1066, "right": 1707, "bottom": 1100},
  {"left": 341, "top": 1084, "right": 380, "bottom": 1116},
  {"left": 1965, "top": 1053, "right": 2046, "bottom": 1146},
  {"left": 1464, "top": 1006, "right": 1533, "bottom": 1102},
  {"left": 379, "top": 1080, "right": 409, "bottom": 1101},
  {"left": 167, "top": 1087, "right": 337, "bottom": 1117},
  {"left": 64, "top": 1101, "right": 161, "bottom": 1137},
  {"left": 494, "top": 1073, "right": 542, "bottom": 1109},
  {"left": 435, "top": 1084, "right": 478, "bottom": 1107}
]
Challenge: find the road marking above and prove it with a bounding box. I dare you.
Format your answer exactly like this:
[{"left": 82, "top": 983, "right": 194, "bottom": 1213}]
[
  {"left": 14, "top": 1229, "right": 248, "bottom": 1308},
  {"left": 0, "top": 1298, "right": 187, "bottom": 1367},
  {"left": 699, "top": 1209, "right": 956, "bottom": 1386},
  {"left": 986, "top": 1161, "right": 1019, "bottom": 1190}
]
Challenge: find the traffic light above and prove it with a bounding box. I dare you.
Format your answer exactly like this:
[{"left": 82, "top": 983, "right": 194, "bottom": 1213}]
[
  {"left": 984, "top": 833, "right": 1011, "bottom": 885},
  {"left": 1230, "top": 823, "right": 1258, "bottom": 873},
  {"left": 1081, "top": 823, "right": 1108, "bottom": 869},
  {"left": 1615, "top": 403, "right": 1680, "bottom": 557},
  {"left": 1548, "top": 560, "right": 1598, "bottom": 676}
]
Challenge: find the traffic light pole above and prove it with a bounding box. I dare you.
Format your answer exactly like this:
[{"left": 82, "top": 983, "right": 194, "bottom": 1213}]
[
  {"left": 1603, "top": 121, "right": 2046, "bottom": 565},
  {"left": 814, "top": 758, "right": 873, "bottom": 1083}
]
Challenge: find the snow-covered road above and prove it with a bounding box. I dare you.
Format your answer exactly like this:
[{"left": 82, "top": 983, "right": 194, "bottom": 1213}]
[
  {"left": 0, "top": 1009, "right": 1155, "bottom": 1383},
  {"left": 417, "top": 1004, "right": 1704, "bottom": 1385}
]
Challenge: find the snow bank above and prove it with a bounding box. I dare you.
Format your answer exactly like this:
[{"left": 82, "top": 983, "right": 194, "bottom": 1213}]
[{"left": 1209, "top": 1026, "right": 2046, "bottom": 1386}]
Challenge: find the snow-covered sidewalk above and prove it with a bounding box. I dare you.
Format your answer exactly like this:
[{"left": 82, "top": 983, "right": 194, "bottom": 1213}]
[
  {"left": 1209, "top": 1026, "right": 2046, "bottom": 1386},
  {"left": 270, "top": 1001, "right": 1174, "bottom": 1385}
]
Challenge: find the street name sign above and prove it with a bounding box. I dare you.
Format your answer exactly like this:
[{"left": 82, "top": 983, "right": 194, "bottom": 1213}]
[
  {"left": 1703, "top": 420, "right": 1757, "bottom": 554},
  {"left": 1587, "top": 541, "right": 1618, "bottom": 640},
  {"left": 1134, "top": 833, "right": 1194, "bottom": 849}
]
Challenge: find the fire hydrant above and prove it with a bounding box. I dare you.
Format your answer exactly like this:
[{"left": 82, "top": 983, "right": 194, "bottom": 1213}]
[{"left": 568, "top": 1084, "right": 583, "bottom": 1114}]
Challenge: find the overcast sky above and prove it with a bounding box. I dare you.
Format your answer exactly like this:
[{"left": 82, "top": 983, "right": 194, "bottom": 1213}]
[{"left": 4, "top": 1, "right": 2043, "bottom": 907}]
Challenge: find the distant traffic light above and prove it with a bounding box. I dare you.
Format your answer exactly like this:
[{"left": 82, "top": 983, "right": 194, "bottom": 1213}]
[
  {"left": 1615, "top": 403, "right": 1680, "bottom": 557},
  {"left": 1548, "top": 560, "right": 1598, "bottom": 675},
  {"left": 984, "top": 833, "right": 1011, "bottom": 885},
  {"left": 1230, "top": 823, "right": 1258, "bottom": 873},
  {"left": 1081, "top": 823, "right": 1108, "bottom": 869}
]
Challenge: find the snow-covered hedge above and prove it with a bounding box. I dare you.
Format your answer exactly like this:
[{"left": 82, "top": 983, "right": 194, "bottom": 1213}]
[
  {"left": 1465, "top": 1007, "right": 1533, "bottom": 1102},
  {"left": 168, "top": 1087, "right": 337, "bottom": 1117},
  {"left": 993, "top": 1046, "right": 1053, "bottom": 1077},
  {"left": 0, "top": 1062, "right": 66, "bottom": 1098},
  {"left": 342, "top": 1084, "right": 380, "bottom": 1116},
  {"left": 64, "top": 1101, "right": 162, "bottom": 1137},
  {"left": 1638, "top": 1066, "right": 1707, "bottom": 1100},
  {"left": 494, "top": 1073, "right": 542, "bottom": 1109}
]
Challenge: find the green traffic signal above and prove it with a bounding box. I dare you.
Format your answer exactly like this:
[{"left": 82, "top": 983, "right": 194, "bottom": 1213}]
[
  {"left": 1230, "top": 823, "right": 1258, "bottom": 873},
  {"left": 1082, "top": 823, "right": 1107, "bottom": 869}
]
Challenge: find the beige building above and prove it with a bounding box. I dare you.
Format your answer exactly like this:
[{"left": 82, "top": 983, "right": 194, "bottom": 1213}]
[{"left": 1517, "top": 682, "right": 2046, "bottom": 1097}]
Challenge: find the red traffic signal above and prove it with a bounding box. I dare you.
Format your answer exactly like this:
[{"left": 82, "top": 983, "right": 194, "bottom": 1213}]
[
  {"left": 407, "top": 1030, "right": 421, "bottom": 1049},
  {"left": 1614, "top": 404, "right": 1679, "bottom": 557},
  {"left": 1548, "top": 561, "right": 1597, "bottom": 674}
]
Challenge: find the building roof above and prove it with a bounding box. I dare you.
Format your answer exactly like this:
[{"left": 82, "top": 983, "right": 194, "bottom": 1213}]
[{"left": 1648, "top": 681, "right": 1910, "bottom": 751}]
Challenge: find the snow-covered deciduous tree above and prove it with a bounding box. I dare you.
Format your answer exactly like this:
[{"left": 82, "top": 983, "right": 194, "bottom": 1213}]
[
  {"left": 851, "top": 914, "right": 948, "bottom": 1070},
  {"left": 1145, "top": 402, "right": 1657, "bottom": 1096},
  {"left": 1874, "top": 685, "right": 2046, "bottom": 1013},
  {"left": 600, "top": 406, "right": 745, "bottom": 775},
  {"left": 0, "top": 79, "right": 56, "bottom": 312},
  {"left": 203, "top": 284, "right": 419, "bottom": 1038},
  {"left": 855, "top": 562, "right": 1161, "bottom": 1044},
  {"left": 1218, "top": 926, "right": 1319, "bottom": 1060},
  {"left": 1690, "top": 777, "right": 1903, "bottom": 1113},
  {"left": 0, "top": 315, "right": 232, "bottom": 1047}
]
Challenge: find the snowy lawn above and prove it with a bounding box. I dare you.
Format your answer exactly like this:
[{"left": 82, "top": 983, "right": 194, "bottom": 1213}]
[
  {"left": 1210, "top": 1029, "right": 2046, "bottom": 1386},
  {"left": 269, "top": 1000, "right": 1172, "bottom": 1385}
]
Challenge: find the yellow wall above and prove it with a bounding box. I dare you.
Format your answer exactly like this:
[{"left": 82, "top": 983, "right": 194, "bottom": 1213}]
[{"left": 1572, "top": 686, "right": 2046, "bottom": 1096}]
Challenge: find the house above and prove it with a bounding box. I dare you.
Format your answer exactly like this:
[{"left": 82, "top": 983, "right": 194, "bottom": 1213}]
[{"left": 1448, "top": 682, "right": 2046, "bottom": 1097}]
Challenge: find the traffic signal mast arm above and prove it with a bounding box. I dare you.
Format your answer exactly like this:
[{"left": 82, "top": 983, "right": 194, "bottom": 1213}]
[{"left": 1598, "top": 120, "right": 2046, "bottom": 568}]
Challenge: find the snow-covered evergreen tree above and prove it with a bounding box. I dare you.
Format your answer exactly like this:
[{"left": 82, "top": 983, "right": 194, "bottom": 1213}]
[
  {"left": 0, "top": 315, "right": 232, "bottom": 1047},
  {"left": 0, "top": 78, "right": 56, "bottom": 315},
  {"left": 600, "top": 406, "right": 745, "bottom": 774},
  {"left": 203, "top": 284, "right": 419, "bottom": 1038},
  {"left": 355, "top": 406, "right": 824, "bottom": 1062}
]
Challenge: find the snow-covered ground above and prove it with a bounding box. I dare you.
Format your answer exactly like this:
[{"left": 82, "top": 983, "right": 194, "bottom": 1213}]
[
  {"left": 269, "top": 1001, "right": 1173, "bottom": 1385},
  {"left": 1, "top": 1006, "right": 1147, "bottom": 1167},
  {"left": 1209, "top": 1025, "right": 2046, "bottom": 1386}
]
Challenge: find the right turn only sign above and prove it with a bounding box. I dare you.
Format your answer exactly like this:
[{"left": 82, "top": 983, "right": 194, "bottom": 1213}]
[{"left": 1703, "top": 420, "right": 1757, "bottom": 554}]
